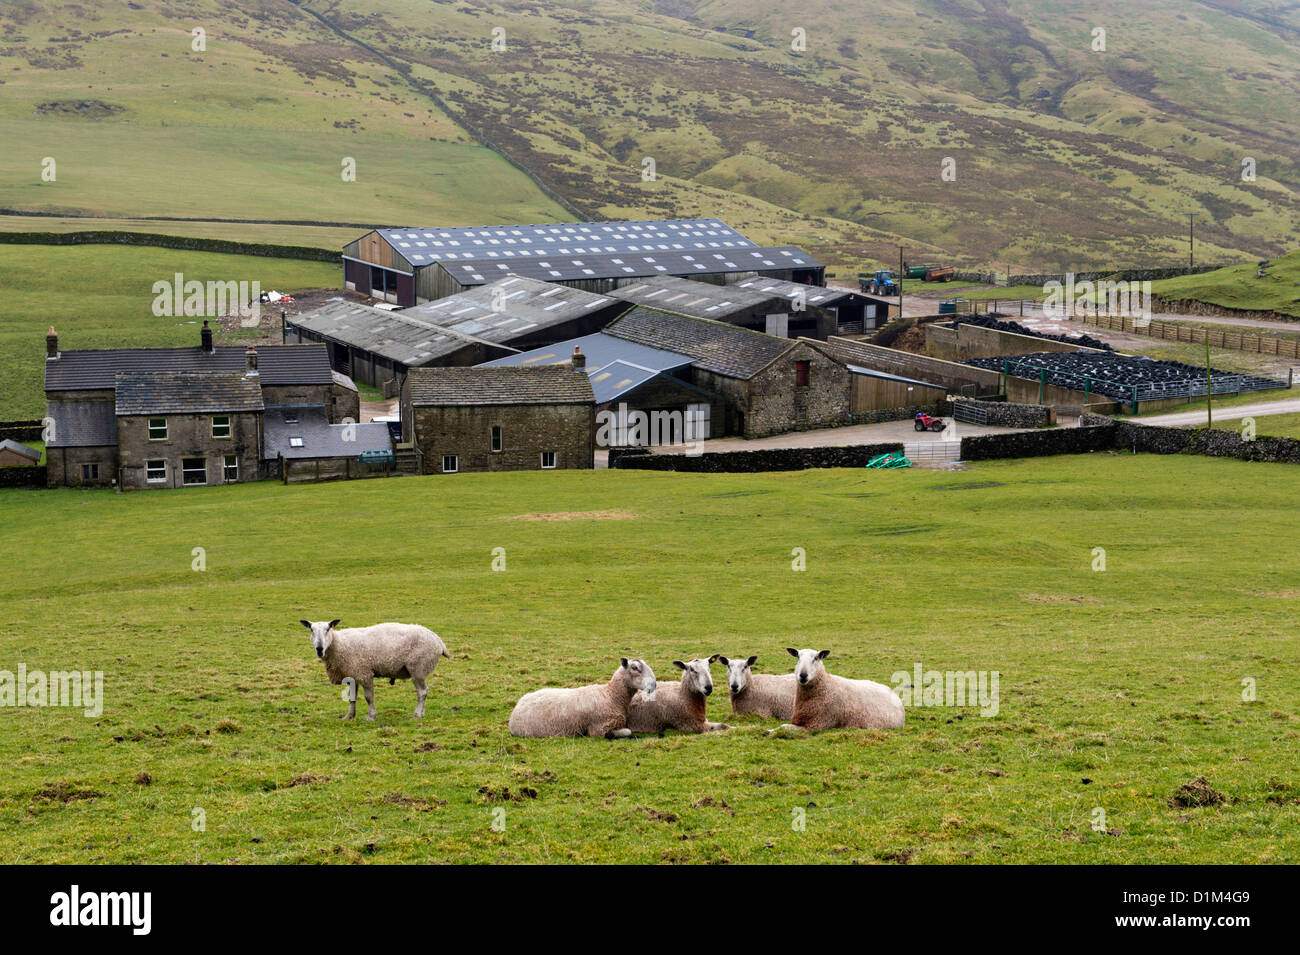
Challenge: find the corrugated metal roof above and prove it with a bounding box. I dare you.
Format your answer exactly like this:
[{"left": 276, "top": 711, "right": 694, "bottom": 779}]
[
  {"left": 115, "top": 372, "right": 265, "bottom": 416},
  {"left": 290, "top": 276, "right": 621, "bottom": 365},
  {"left": 481, "top": 331, "right": 696, "bottom": 403},
  {"left": 607, "top": 274, "right": 785, "bottom": 319},
  {"left": 263, "top": 408, "right": 392, "bottom": 460},
  {"left": 604, "top": 307, "right": 795, "bottom": 379},
  {"left": 44, "top": 344, "right": 331, "bottom": 391},
  {"left": 729, "top": 276, "right": 856, "bottom": 307},
  {"left": 406, "top": 365, "right": 594, "bottom": 406},
  {"left": 438, "top": 245, "right": 820, "bottom": 286},
  {"left": 0, "top": 439, "right": 41, "bottom": 462},
  {"left": 376, "top": 219, "right": 754, "bottom": 266},
  {"left": 845, "top": 365, "right": 944, "bottom": 389},
  {"left": 45, "top": 400, "right": 118, "bottom": 448}
]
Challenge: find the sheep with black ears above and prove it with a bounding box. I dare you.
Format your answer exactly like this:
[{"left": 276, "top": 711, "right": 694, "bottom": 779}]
[
  {"left": 775, "top": 648, "right": 904, "bottom": 732},
  {"left": 627, "top": 658, "right": 729, "bottom": 733},
  {"left": 299, "top": 619, "right": 451, "bottom": 720},
  {"left": 715, "top": 654, "right": 796, "bottom": 720},
  {"left": 509, "top": 658, "right": 657, "bottom": 738}
]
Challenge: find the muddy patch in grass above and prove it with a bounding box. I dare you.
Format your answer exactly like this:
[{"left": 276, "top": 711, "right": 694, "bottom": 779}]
[
  {"left": 33, "top": 782, "right": 102, "bottom": 803},
  {"left": 1024, "top": 593, "right": 1101, "bottom": 604},
  {"left": 1170, "top": 776, "right": 1225, "bottom": 808},
  {"left": 382, "top": 793, "right": 446, "bottom": 811},
  {"left": 511, "top": 510, "right": 637, "bottom": 521}
]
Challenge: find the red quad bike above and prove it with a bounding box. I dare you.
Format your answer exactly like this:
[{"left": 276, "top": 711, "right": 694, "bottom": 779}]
[{"left": 914, "top": 412, "right": 946, "bottom": 432}]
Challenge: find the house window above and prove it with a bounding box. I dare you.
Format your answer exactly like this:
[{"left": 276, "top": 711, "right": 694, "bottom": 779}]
[
  {"left": 80, "top": 463, "right": 99, "bottom": 481},
  {"left": 442, "top": 455, "right": 458, "bottom": 474},
  {"left": 211, "top": 415, "right": 231, "bottom": 439},
  {"left": 283, "top": 411, "right": 299, "bottom": 424},
  {"left": 795, "top": 360, "right": 811, "bottom": 388},
  {"left": 490, "top": 425, "right": 502, "bottom": 452},
  {"left": 146, "top": 459, "right": 167, "bottom": 484},
  {"left": 181, "top": 457, "right": 207, "bottom": 485},
  {"left": 148, "top": 417, "right": 168, "bottom": 440},
  {"left": 223, "top": 455, "right": 239, "bottom": 482},
  {"left": 289, "top": 437, "right": 304, "bottom": 448},
  {"left": 540, "top": 451, "right": 557, "bottom": 470}
]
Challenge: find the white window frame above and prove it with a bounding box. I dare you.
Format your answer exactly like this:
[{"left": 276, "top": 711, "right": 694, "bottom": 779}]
[
  {"left": 223, "top": 454, "right": 238, "bottom": 483},
  {"left": 442, "top": 454, "right": 458, "bottom": 474},
  {"left": 148, "top": 417, "right": 168, "bottom": 441},
  {"left": 145, "top": 459, "right": 167, "bottom": 484},
  {"left": 181, "top": 457, "right": 207, "bottom": 486},
  {"left": 540, "top": 451, "right": 557, "bottom": 470},
  {"left": 211, "top": 415, "right": 231, "bottom": 439},
  {"left": 288, "top": 437, "right": 304, "bottom": 448}
]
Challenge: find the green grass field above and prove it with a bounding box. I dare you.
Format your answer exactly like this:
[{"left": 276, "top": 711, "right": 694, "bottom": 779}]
[
  {"left": 2, "top": 456, "right": 1297, "bottom": 864},
  {"left": 0, "top": 245, "right": 339, "bottom": 419}
]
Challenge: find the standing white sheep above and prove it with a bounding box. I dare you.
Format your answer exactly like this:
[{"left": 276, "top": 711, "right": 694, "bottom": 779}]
[
  {"left": 776, "top": 648, "right": 904, "bottom": 732},
  {"left": 299, "top": 619, "right": 451, "bottom": 720},
  {"left": 627, "top": 659, "right": 729, "bottom": 733},
  {"left": 715, "top": 654, "right": 796, "bottom": 720},
  {"left": 508, "top": 658, "right": 656, "bottom": 739}
]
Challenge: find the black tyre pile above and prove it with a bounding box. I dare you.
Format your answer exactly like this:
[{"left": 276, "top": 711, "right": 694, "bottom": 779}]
[
  {"left": 952, "top": 314, "right": 1113, "bottom": 351},
  {"left": 964, "top": 351, "right": 1286, "bottom": 402}
]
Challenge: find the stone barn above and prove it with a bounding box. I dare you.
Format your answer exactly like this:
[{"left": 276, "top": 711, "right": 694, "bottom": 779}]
[{"left": 401, "top": 365, "right": 595, "bottom": 474}]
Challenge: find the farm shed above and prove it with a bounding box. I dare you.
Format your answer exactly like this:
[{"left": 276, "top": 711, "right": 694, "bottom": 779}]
[
  {"left": 843, "top": 366, "right": 949, "bottom": 417},
  {"left": 729, "top": 276, "right": 890, "bottom": 335},
  {"left": 602, "top": 308, "right": 850, "bottom": 438},
  {"left": 287, "top": 276, "right": 628, "bottom": 388},
  {"left": 0, "top": 439, "right": 41, "bottom": 467},
  {"left": 480, "top": 333, "right": 723, "bottom": 445},
  {"left": 402, "top": 365, "right": 596, "bottom": 474},
  {"left": 342, "top": 219, "right": 824, "bottom": 305},
  {"left": 606, "top": 274, "right": 835, "bottom": 339},
  {"left": 263, "top": 407, "right": 394, "bottom": 483}
]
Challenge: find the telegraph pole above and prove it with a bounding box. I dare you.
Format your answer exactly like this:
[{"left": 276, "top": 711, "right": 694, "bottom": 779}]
[
  {"left": 1188, "top": 214, "right": 1196, "bottom": 269},
  {"left": 898, "top": 245, "right": 904, "bottom": 320}
]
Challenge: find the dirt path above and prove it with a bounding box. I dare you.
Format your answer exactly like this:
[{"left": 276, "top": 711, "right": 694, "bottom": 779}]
[{"left": 1137, "top": 398, "right": 1300, "bottom": 427}]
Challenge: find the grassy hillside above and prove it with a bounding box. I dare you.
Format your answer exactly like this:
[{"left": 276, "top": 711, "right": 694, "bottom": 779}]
[
  {"left": 0, "top": 245, "right": 338, "bottom": 419},
  {"left": 2, "top": 457, "right": 1297, "bottom": 863},
  {"left": 1150, "top": 249, "right": 1300, "bottom": 318},
  {"left": 0, "top": 0, "right": 1295, "bottom": 270}
]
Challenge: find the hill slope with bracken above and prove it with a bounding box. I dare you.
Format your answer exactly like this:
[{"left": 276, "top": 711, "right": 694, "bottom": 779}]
[{"left": 0, "top": 0, "right": 1295, "bottom": 270}]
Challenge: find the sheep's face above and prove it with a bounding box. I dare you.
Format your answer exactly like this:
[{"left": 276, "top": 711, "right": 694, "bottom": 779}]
[
  {"left": 788, "top": 647, "right": 830, "bottom": 686},
  {"left": 674, "top": 658, "right": 714, "bottom": 696},
  {"left": 620, "top": 658, "right": 657, "bottom": 700},
  {"left": 716, "top": 655, "right": 758, "bottom": 694},
  {"left": 301, "top": 619, "right": 340, "bottom": 659}
]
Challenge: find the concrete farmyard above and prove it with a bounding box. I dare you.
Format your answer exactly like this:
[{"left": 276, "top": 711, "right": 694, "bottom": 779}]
[{"left": 299, "top": 619, "right": 451, "bottom": 720}]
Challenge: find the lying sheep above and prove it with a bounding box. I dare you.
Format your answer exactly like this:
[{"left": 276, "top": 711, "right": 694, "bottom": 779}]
[
  {"left": 299, "top": 619, "right": 451, "bottom": 720},
  {"left": 627, "top": 659, "right": 729, "bottom": 734},
  {"left": 777, "top": 648, "right": 904, "bottom": 732},
  {"left": 508, "top": 658, "right": 657, "bottom": 739},
  {"left": 715, "top": 654, "right": 796, "bottom": 720}
]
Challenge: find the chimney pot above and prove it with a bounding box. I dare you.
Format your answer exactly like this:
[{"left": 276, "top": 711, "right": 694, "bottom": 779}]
[
  {"left": 571, "top": 345, "right": 586, "bottom": 371},
  {"left": 46, "top": 326, "right": 58, "bottom": 360},
  {"left": 246, "top": 345, "right": 259, "bottom": 374},
  {"left": 200, "top": 320, "right": 214, "bottom": 354}
]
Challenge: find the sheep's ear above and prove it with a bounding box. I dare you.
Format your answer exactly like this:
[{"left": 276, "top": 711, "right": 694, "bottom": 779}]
[
  {"left": 620, "top": 657, "right": 629, "bottom": 669},
  {"left": 746, "top": 655, "right": 758, "bottom": 667},
  {"left": 817, "top": 649, "right": 831, "bottom": 660},
  {"left": 713, "top": 655, "right": 727, "bottom": 665},
  {"left": 328, "top": 619, "right": 340, "bottom": 630},
  {"left": 786, "top": 647, "right": 799, "bottom": 657},
  {"left": 299, "top": 620, "right": 312, "bottom": 629},
  {"left": 672, "top": 660, "right": 687, "bottom": 670}
]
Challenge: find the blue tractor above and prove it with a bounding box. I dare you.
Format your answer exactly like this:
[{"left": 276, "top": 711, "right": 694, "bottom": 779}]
[{"left": 859, "top": 269, "right": 899, "bottom": 296}]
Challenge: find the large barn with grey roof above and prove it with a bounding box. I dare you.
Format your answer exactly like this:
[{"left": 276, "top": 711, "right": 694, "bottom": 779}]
[{"left": 342, "top": 219, "right": 824, "bottom": 306}]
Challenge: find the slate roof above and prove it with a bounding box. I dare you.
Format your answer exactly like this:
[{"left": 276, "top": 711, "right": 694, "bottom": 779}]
[
  {"left": 606, "top": 274, "right": 786, "bottom": 319},
  {"left": 604, "top": 307, "right": 795, "bottom": 379},
  {"left": 115, "top": 372, "right": 265, "bottom": 416},
  {"left": 263, "top": 408, "right": 393, "bottom": 460},
  {"left": 289, "top": 276, "right": 621, "bottom": 366},
  {"left": 406, "top": 365, "right": 595, "bottom": 406},
  {"left": 44, "top": 344, "right": 332, "bottom": 391},
  {"left": 375, "top": 219, "right": 755, "bottom": 267},
  {"left": 437, "top": 246, "right": 820, "bottom": 286},
  {"left": 480, "top": 332, "right": 696, "bottom": 403},
  {"left": 44, "top": 400, "right": 118, "bottom": 448},
  {"left": 0, "top": 439, "right": 41, "bottom": 462}
]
